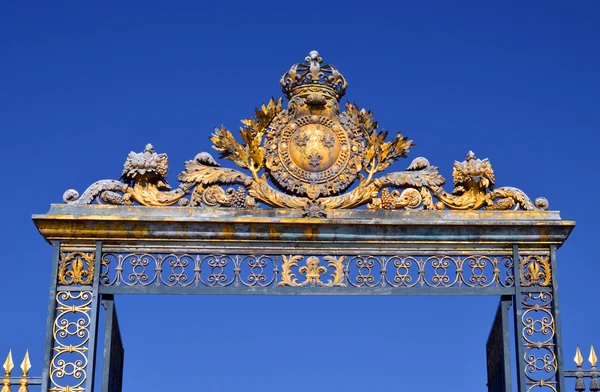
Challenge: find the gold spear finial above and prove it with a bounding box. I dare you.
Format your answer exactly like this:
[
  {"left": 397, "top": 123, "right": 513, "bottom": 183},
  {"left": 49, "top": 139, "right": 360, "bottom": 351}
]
[
  {"left": 17, "top": 351, "right": 30, "bottom": 392},
  {"left": 19, "top": 352, "right": 30, "bottom": 377},
  {"left": 2, "top": 351, "right": 13, "bottom": 376},
  {"left": 590, "top": 345, "right": 598, "bottom": 367},
  {"left": 1, "top": 350, "right": 13, "bottom": 392},
  {"left": 575, "top": 346, "right": 584, "bottom": 366}
]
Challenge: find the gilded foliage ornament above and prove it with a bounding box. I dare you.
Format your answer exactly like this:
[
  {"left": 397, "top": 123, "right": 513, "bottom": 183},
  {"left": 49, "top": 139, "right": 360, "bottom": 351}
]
[
  {"left": 64, "top": 51, "right": 548, "bottom": 214},
  {"left": 520, "top": 255, "right": 552, "bottom": 287},
  {"left": 278, "top": 255, "right": 346, "bottom": 287}
]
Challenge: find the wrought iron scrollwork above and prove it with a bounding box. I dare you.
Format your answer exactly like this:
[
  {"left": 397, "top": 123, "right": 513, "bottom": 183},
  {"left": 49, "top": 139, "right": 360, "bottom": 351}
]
[
  {"left": 50, "top": 291, "right": 93, "bottom": 392},
  {"left": 101, "top": 254, "right": 279, "bottom": 288},
  {"left": 521, "top": 292, "right": 558, "bottom": 392},
  {"left": 100, "top": 253, "right": 513, "bottom": 289},
  {"left": 345, "top": 255, "right": 514, "bottom": 288}
]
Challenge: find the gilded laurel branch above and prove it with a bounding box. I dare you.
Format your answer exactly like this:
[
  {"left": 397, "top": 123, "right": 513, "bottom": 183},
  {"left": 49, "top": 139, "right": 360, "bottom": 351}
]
[
  {"left": 520, "top": 255, "right": 552, "bottom": 287},
  {"left": 58, "top": 252, "right": 95, "bottom": 286},
  {"left": 63, "top": 50, "right": 549, "bottom": 214},
  {"left": 344, "top": 103, "right": 414, "bottom": 184},
  {"left": 210, "top": 98, "right": 282, "bottom": 175}
]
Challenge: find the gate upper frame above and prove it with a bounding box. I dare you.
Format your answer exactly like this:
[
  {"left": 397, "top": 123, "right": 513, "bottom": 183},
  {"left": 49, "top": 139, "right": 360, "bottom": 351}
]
[{"left": 30, "top": 50, "right": 576, "bottom": 392}]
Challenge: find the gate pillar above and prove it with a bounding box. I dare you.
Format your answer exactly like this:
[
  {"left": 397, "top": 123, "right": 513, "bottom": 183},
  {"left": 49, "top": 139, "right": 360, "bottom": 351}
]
[
  {"left": 101, "top": 295, "right": 124, "bottom": 392},
  {"left": 513, "top": 245, "right": 565, "bottom": 392},
  {"left": 487, "top": 295, "right": 512, "bottom": 392},
  {"left": 41, "top": 242, "right": 102, "bottom": 392}
]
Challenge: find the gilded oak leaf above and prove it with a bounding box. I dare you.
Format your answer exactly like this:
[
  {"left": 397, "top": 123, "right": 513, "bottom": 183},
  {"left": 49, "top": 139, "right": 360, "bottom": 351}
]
[
  {"left": 178, "top": 157, "right": 252, "bottom": 186},
  {"left": 381, "top": 165, "right": 446, "bottom": 190}
]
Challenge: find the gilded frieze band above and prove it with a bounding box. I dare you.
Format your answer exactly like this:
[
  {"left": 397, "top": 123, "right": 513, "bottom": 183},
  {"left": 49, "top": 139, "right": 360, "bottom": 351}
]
[{"left": 99, "top": 253, "right": 515, "bottom": 289}]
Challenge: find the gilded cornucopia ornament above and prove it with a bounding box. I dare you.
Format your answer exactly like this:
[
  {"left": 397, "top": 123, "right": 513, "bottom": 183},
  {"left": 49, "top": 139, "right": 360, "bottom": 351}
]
[{"left": 64, "top": 50, "right": 548, "bottom": 215}]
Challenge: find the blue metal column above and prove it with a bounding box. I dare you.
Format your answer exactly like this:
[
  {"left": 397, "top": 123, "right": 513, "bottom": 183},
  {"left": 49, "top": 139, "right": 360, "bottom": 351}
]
[
  {"left": 550, "top": 245, "right": 566, "bottom": 392},
  {"left": 486, "top": 295, "right": 513, "bottom": 392},
  {"left": 501, "top": 295, "right": 513, "bottom": 391},
  {"left": 40, "top": 241, "right": 61, "bottom": 392},
  {"left": 84, "top": 241, "right": 103, "bottom": 392},
  {"left": 512, "top": 244, "right": 527, "bottom": 392},
  {"left": 101, "top": 294, "right": 124, "bottom": 392}
]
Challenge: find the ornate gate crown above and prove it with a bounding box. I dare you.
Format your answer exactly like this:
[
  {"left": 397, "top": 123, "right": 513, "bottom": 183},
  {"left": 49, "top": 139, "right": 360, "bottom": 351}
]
[{"left": 63, "top": 51, "right": 548, "bottom": 217}]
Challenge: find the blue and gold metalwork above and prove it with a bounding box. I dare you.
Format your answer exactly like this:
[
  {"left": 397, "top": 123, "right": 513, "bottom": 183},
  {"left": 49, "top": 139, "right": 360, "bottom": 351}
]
[
  {"left": 1, "top": 351, "right": 38, "bottom": 392},
  {"left": 49, "top": 291, "right": 93, "bottom": 392},
  {"left": 58, "top": 252, "right": 95, "bottom": 286},
  {"left": 98, "top": 253, "right": 515, "bottom": 289},
  {"left": 18, "top": 50, "right": 581, "bottom": 392},
  {"left": 521, "top": 292, "right": 558, "bottom": 391}
]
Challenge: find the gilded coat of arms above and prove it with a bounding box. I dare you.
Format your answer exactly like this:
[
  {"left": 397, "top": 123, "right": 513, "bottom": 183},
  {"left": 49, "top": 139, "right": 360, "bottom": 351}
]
[{"left": 266, "top": 51, "right": 363, "bottom": 198}]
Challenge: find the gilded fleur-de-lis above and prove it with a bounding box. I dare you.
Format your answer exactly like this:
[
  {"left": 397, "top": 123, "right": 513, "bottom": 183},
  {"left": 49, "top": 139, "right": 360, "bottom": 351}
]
[
  {"left": 69, "top": 257, "right": 84, "bottom": 281},
  {"left": 528, "top": 259, "right": 541, "bottom": 283},
  {"left": 58, "top": 253, "right": 95, "bottom": 285},
  {"left": 278, "top": 255, "right": 346, "bottom": 287},
  {"left": 521, "top": 256, "right": 551, "bottom": 287},
  {"left": 299, "top": 257, "right": 327, "bottom": 286}
]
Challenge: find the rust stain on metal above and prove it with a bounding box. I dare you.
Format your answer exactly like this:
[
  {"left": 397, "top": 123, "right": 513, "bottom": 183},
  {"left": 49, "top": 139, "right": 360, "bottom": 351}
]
[
  {"left": 304, "top": 225, "right": 318, "bottom": 240},
  {"left": 221, "top": 224, "right": 235, "bottom": 240},
  {"left": 268, "top": 226, "right": 280, "bottom": 240}
]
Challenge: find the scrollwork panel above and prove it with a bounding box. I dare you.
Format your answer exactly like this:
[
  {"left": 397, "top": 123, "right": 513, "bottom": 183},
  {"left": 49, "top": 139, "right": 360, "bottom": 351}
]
[
  {"left": 49, "top": 291, "right": 93, "bottom": 392},
  {"left": 100, "top": 253, "right": 513, "bottom": 289},
  {"left": 345, "top": 256, "right": 384, "bottom": 288},
  {"left": 521, "top": 292, "right": 558, "bottom": 392},
  {"left": 237, "top": 255, "right": 278, "bottom": 287}
]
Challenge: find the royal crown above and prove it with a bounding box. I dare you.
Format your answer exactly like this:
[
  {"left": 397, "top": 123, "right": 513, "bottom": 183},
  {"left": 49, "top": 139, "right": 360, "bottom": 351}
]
[{"left": 280, "top": 50, "right": 348, "bottom": 100}]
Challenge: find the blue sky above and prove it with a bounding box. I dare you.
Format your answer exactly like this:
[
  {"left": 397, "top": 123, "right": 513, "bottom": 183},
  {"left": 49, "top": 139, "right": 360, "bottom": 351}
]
[{"left": 1, "top": 1, "right": 599, "bottom": 391}]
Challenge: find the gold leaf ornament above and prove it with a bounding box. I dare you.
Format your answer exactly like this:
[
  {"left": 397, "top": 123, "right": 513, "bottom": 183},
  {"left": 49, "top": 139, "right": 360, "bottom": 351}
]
[
  {"left": 278, "top": 256, "right": 346, "bottom": 287},
  {"left": 62, "top": 51, "right": 549, "bottom": 213}
]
